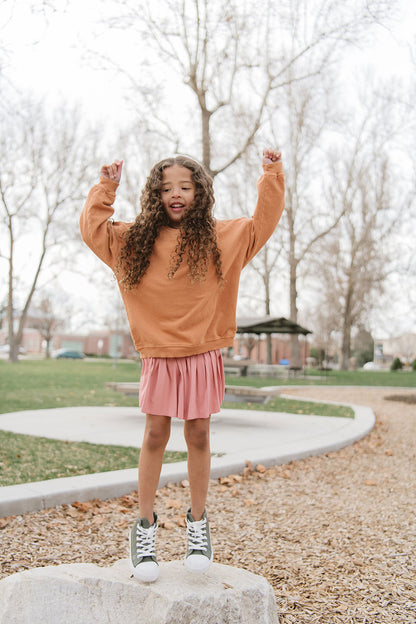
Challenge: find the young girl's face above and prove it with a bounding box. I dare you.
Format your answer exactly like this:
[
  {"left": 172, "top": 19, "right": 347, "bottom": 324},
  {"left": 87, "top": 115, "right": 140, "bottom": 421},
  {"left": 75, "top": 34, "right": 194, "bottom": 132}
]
[{"left": 161, "top": 165, "right": 196, "bottom": 227}]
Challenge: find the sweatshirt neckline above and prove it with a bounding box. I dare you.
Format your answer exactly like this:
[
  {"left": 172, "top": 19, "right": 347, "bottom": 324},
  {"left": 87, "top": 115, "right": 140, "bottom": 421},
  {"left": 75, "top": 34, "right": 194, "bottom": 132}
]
[{"left": 161, "top": 225, "right": 181, "bottom": 234}]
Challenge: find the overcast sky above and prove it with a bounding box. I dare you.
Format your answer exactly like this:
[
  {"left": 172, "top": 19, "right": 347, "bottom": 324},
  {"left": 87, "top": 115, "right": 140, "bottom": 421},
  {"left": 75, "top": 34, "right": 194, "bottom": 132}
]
[
  {"left": 1, "top": 0, "right": 415, "bottom": 337},
  {"left": 2, "top": 0, "right": 415, "bottom": 123}
]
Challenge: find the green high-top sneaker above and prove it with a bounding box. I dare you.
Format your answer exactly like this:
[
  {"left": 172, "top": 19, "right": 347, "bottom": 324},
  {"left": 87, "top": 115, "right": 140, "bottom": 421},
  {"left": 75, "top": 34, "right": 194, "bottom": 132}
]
[
  {"left": 129, "top": 512, "right": 159, "bottom": 582},
  {"left": 184, "top": 509, "right": 213, "bottom": 573}
]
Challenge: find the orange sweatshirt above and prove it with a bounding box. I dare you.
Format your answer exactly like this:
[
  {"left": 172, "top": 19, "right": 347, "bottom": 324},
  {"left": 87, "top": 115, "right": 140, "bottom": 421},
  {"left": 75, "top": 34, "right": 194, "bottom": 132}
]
[{"left": 80, "top": 161, "right": 284, "bottom": 358}]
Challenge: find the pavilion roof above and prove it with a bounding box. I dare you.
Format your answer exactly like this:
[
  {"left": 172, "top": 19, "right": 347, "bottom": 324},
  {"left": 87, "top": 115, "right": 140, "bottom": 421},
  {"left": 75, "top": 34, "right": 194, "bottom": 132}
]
[{"left": 236, "top": 316, "right": 312, "bottom": 336}]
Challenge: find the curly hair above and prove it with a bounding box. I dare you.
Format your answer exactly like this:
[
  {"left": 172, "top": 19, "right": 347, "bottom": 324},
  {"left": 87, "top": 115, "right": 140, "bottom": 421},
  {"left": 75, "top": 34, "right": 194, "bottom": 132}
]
[{"left": 116, "top": 155, "right": 224, "bottom": 290}]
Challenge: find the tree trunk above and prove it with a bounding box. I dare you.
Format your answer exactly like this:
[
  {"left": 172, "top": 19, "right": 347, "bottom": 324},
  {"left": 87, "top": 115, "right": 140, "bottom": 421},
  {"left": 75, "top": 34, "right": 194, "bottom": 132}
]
[
  {"left": 266, "top": 336, "right": 272, "bottom": 365},
  {"left": 289, "top": 232, "right": 301, "bottom": 368},
  {"left": 263, "top": 254, "right": 273, "bottom": 364},
  {"left": 201, "top": 105, "right": 211, "bottom": 174},
  {"left": 7, "top": 214, "right": 19, "bottom": 363},
  {"left": 341, "top": 283, "right": 353, "bottom": 370}
]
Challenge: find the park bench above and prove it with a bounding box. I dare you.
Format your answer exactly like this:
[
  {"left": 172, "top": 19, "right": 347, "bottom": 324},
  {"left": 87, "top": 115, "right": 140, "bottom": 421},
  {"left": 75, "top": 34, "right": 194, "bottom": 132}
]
[
  {"left": 222, "top": 358, "right": 255, "bottom": 376},
  {"left": 105, "top": 381, "right": 140, "bottom": 396},
  {"left": 105, "top": 381, "right": 281, "bottom": 404}
]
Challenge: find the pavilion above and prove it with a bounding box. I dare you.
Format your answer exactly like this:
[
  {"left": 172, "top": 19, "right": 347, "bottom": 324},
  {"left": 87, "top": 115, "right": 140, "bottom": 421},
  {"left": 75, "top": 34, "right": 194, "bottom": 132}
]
[
  {"left": 236, "top": 316, "right": 312, "bottom": 336},
  {"left": 234, "top": 316, "right": 312, "bottom": 368}
]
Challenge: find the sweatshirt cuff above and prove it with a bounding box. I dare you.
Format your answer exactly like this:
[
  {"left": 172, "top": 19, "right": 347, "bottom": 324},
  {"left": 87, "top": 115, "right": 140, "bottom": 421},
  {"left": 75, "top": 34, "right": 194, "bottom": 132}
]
[
  {"left": 262, "top": 161, "right": 283, "bottom": 174},
  {"left": 99, "top": 176, "right": 119, "bottom": 190}
]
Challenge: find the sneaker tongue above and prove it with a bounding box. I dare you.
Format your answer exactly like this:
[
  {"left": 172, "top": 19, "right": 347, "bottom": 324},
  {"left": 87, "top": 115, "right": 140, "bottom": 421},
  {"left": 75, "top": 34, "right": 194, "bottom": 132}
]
[{"left": 140, "top": 518, "right": 151, "bottom": 529}]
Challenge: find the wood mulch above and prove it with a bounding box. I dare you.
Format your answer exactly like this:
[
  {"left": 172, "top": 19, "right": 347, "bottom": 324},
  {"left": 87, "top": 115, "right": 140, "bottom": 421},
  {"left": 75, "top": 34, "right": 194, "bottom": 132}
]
[{"left": 1, "top": 387, "right": 415, "bottom": 623}]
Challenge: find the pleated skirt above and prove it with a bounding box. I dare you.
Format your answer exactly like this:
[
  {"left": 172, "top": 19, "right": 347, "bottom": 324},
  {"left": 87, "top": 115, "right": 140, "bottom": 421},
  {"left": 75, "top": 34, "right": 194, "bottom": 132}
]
[{"left": 139, "top": 350, "right": 225, "bottom": 420}]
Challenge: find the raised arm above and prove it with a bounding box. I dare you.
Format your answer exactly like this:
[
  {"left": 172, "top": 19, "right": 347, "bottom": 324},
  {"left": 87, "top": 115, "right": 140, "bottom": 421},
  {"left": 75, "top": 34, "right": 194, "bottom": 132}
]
[
  {"left": 79, "top": 159, "right": 126, "bottom": 268},
  {"left": 243, "top": 147, "right": 285, "bottom": 265}
]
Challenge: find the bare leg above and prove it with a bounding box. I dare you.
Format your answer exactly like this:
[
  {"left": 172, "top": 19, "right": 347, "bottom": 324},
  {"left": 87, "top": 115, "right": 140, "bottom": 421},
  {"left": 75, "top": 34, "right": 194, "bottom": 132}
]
[
  {"left": 138, "top": 414, "right": 171, "bottom": 523},
  {"left": 184, "top": 417, "right": 211, "bottom": 521}
]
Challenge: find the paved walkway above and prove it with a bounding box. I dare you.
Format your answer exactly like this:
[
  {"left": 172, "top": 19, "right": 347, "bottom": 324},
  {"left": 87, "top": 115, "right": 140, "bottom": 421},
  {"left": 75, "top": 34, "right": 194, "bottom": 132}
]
[{"left": 0, "top": 393, "right": 375, "bottom": 517}]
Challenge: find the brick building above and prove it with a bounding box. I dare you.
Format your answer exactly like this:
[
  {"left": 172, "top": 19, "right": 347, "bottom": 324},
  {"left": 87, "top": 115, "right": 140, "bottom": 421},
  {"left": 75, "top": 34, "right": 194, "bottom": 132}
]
[{"left": 1, "top": 314, "right": 311, "bottom": 364}]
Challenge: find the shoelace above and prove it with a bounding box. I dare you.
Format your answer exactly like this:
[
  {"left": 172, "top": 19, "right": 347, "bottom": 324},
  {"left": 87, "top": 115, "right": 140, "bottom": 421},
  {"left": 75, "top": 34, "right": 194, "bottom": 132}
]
[
  {"left": 135, "top": 523, "right": 157, "bottom": 558},
  {"left": 187, "top": 517, "right": 208, "bottom": 552}
]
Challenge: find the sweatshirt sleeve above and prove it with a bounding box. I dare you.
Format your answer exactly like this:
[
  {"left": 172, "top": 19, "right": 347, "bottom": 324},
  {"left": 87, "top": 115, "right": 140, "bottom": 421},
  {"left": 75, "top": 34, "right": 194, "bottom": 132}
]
[
  {"left": 243, "top": 160, "right": 285, "bottom": 266},
  {"left": 79, "top": 177, "right": 127, "bottom": 269}
]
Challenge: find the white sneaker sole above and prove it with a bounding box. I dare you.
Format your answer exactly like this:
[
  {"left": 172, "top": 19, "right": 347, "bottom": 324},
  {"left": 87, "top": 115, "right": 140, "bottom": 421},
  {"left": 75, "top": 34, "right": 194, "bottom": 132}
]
[{"left": 130, "top": 560, "right": 160, "bottom": 582}]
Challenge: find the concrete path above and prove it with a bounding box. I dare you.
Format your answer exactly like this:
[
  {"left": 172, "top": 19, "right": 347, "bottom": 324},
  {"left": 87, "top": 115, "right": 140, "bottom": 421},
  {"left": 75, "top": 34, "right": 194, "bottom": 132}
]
[{"left": 0, "top": 394, "right": 375, "bottom": 517}]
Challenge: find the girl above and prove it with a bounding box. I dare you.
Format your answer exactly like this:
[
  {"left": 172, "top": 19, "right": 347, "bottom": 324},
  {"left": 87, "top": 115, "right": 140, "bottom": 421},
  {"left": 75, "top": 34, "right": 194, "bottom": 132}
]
[{"left": 80, "top": 148, "right": 284, "bottom": 583}]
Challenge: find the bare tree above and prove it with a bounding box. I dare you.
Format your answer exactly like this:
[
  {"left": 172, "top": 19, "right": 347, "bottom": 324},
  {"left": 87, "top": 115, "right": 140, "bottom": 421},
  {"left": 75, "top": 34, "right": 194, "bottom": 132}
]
[
  {"left": 0, "top": 96, "right": 100, "bottom": 362},
  {"left": 0, "top": 1, "right": 58, "bottom": 93},
  {"left": 262, "top": 69, "right": 352, "bottom": 367},
  {"left": 214, "top": 143, "right": 286, "bottom": 362},
  {"left": 312, "top": 84, "right": 410, "bottom": 369},
  {"left": 93, "top": 0, "right": 396, "bottom": 367},
  {"left": 99, "top": 0, "right": 395, "bottom": 177},
  {"left": 30, "top": 296, "right": 63, "bottom": 358},
  {"left": 245, "top": 238, "right": 285, "bottom": 364},
  {"left": 243, "top": 334, "right": 257, "bottom": 360}
]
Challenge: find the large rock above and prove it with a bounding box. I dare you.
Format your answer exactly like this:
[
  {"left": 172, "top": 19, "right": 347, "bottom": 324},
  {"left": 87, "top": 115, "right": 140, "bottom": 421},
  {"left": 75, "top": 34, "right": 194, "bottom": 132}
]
[{"left": 0, "top": 559, "right": 279, "bottom": 624}]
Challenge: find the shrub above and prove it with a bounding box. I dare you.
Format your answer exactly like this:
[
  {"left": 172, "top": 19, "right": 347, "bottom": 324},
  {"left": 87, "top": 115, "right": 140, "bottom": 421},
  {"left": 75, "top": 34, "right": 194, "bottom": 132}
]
[
  {"left": 390, "top": 357, "right": 403, "bottom": 371},
  {"left": 412, "top": 359, "right": 416, "bottom": 371}
]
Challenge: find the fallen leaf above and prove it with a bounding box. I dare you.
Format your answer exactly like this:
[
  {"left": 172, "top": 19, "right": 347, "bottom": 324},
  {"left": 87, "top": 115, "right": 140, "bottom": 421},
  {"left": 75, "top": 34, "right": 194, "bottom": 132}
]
[
  {"left": 256, "top": 464, "right": 266, "bottom": 473},
  {"left": 65, "top": 508, "right": 80, "bottom": 518},
  {"left": 72, "top": 501, "right": 93, "bottom": 513},
  {"left": 165, "top": 498, "right": 182, "bottom": 510},
  {"left": 219, "top": 477, "right": 233, "bottom": 485},
  {"left": 157, "top": 515, "right": 169, "bottom": 525},
  {"left": 229, "top": 474, "right": 243, "bottom": 482},
  {"left": 244, "top": 499, "right": 255, "bottom": 507},
  {"left": 119, "top": 495, "right": 137, "bottom": 507},
  {"left": 173, "top": 514, "right": 187, "bottom": 528},
  {"left": 180, "top": 479, "right": 190, "bottom": 488}
]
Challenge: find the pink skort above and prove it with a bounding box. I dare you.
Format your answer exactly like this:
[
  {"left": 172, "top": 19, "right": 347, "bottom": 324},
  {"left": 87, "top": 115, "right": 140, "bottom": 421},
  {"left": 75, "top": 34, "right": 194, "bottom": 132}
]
[{"left": 139, "top": 350, "right": 225, "bottom": 420}]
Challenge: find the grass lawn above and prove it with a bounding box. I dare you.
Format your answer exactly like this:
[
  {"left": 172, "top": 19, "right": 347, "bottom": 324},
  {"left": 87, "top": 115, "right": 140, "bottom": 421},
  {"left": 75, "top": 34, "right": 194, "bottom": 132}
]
[
  {"left": 1, "top": 359, "right": 413, "bottom": 416},
  {"left": 1, "top": 358, "right": 411, "bottom": 486},
  {"left": 0, "top": 430, "right": 186, "bottom": 487},
  {"left": 0, "top": 359, "right": 141, "bottom": 414},
  {"left": 0, "top": 359, "right": 356, "bottom": 419},
  {"left": 0, "top": 359, "right": 184, "bottom": 486},
  {"left": 222, "top": 397, "right": 353, "bottom": 418},
  {"left": 225, "top": 368, "right": 416, "bottom": 388}
]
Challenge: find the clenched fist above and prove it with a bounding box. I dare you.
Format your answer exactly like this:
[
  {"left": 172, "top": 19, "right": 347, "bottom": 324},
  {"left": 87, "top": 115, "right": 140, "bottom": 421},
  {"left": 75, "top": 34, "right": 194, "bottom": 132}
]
[{"left": 100, "top": 160, "right": 123, "bottom": 184}]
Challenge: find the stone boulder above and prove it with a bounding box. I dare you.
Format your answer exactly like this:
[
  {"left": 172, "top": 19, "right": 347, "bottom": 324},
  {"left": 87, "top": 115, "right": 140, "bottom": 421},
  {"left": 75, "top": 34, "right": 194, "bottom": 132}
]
[{"left": 0, "top": 559, "right": 279, "bottom": 624}]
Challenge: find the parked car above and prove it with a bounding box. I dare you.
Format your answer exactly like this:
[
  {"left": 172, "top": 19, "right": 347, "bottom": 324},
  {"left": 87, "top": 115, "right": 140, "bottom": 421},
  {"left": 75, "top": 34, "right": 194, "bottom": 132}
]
[
  {"left": 52, "top": 349, "right": 85, "bottom": 359},
  {"left": 363, "top": 361, "right": 381, "bottom": 370}
]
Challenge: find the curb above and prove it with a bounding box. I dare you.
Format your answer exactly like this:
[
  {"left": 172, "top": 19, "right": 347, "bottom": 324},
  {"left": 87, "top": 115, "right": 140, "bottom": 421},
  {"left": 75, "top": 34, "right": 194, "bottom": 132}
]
[{"left": 0, "top": 399, "right": 375, "bottom": 518}]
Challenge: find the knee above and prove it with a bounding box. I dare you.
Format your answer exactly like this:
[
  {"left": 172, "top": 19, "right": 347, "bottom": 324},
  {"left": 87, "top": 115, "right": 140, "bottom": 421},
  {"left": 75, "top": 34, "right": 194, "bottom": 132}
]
[
  {"left": 185, "top": 421, "right": 210, "bottom": 451},
  {"left": 144, "top": 420, "right": 170, "bottom": 451}
]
